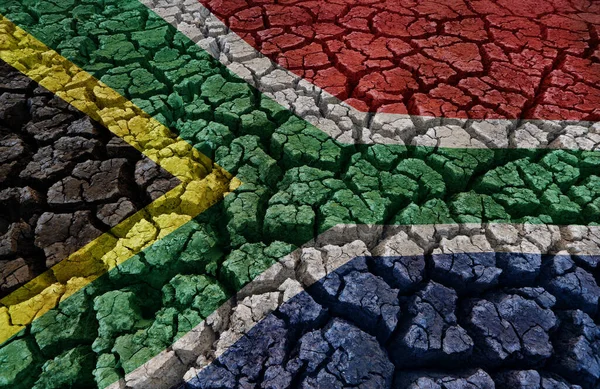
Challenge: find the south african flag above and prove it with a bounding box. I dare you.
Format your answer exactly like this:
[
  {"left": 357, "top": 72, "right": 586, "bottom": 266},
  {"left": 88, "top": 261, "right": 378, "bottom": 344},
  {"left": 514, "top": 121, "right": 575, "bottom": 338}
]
[{"left": 0, "top": 0, "right": 599, "bottom": 388}]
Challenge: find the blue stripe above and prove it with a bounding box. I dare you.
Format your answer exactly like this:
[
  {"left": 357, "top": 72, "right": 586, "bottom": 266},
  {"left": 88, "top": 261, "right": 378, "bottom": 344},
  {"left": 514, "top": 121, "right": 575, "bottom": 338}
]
[{"left": 182, "top": 252, "right": 600, "bottom": 389}]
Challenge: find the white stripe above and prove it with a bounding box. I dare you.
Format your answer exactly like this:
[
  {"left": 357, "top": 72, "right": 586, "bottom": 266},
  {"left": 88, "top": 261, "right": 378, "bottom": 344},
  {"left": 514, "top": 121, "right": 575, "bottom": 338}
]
[
  {"left": 141, "top": 0, "right": 600, "bottom": 150},
  {"left": 108, "top": 222, "right": 600, "bottom": 389}
]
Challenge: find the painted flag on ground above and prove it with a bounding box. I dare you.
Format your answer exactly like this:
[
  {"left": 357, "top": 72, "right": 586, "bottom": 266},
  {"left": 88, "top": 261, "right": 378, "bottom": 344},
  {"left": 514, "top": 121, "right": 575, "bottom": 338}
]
[{"left": 0, "top": 0, "right": 599, "bottom": 388}]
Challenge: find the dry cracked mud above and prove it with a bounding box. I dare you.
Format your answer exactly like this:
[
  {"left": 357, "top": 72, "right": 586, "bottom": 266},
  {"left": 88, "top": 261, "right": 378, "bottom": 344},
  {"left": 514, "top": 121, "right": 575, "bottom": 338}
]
[
  {"left": 0, "top": 60, "right": 180, "bottom": 297},
  {"left": 0, "top": 1, "right": 599, "bottom": 388},
  {"left": 199, "top": 0, "right": 600, "bottom": 120}
]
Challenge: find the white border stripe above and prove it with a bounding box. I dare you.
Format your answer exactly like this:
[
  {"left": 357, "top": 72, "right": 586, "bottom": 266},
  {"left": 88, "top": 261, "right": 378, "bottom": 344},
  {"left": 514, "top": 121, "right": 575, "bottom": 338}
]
[
  {"left": 108, "top": 222, "right": 600, "bottom": 388},
  {"left": 141, "top": 0, "right": 600, "bottom": 150}
]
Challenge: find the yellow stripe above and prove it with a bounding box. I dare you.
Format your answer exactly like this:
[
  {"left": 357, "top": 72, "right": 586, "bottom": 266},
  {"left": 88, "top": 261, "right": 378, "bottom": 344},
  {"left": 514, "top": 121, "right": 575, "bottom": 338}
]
[{"left": 0, "top": 15, "right": 241, "bottom": 344}]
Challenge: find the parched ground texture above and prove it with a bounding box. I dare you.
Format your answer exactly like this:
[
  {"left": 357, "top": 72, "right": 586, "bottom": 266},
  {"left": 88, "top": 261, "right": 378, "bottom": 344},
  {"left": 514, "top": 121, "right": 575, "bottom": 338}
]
[
  {"left": 0, "top": 61, "right": 180, "bottom": 297},
  {"left": 0, "top": 0, "right": 598, "bottom": 389},
  {"left": 198, "top": 0, "right": 600, "bottom": 120},
  {"left": 183, "top": 251, "right": 600, "bottom": 389}
]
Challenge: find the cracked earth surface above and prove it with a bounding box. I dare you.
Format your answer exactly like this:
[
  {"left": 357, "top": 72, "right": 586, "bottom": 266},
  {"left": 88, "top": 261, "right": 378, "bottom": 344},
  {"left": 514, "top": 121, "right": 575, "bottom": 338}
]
[
  {"left": 198, "top": 0, "right": 600, "bottom": 120},
  {"left": 150, "top": 0, "right": 600, "bottom": 148},
  {"left": 0, "top": 61, "right": 180, "bottom": 297},
  {"left": 0, "top": 0, "right": 598, "bottom": 388},
  {"left": 182, "top": 247, "right": 600, "bottom": 389}
]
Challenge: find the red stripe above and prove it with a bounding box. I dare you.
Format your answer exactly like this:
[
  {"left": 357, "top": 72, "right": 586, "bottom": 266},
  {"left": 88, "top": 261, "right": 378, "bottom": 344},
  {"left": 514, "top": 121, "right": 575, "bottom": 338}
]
[{"left": 199, "top": 0, "right": 600, "bottom": 121}]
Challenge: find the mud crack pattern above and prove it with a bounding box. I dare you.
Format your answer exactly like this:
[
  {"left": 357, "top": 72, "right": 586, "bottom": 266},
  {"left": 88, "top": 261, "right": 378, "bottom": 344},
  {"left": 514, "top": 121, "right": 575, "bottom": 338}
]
[
  {"left": 0, "top": 0, "right": 598, "bottom": 388},
  {"left": 199, "top": 0, "right": 600, "bottom": 120},
  {"left": 182, "top": 252, "right": 600, "bottom": 389},
  {"left": 0, "top": 60, "right": 180, "bottom": 297}
]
